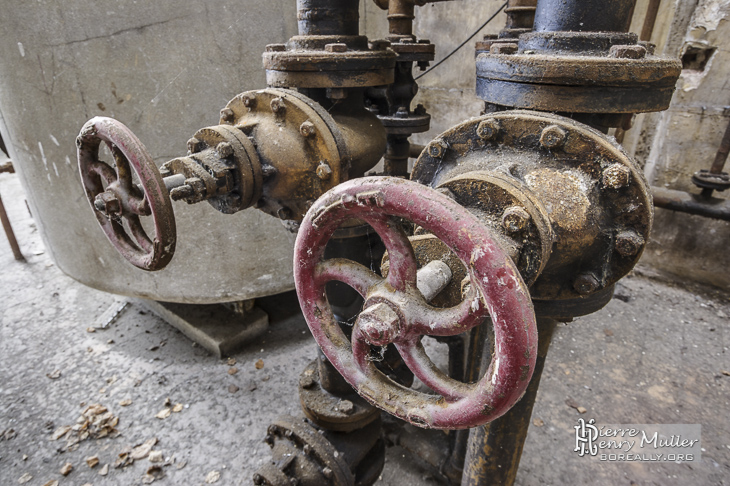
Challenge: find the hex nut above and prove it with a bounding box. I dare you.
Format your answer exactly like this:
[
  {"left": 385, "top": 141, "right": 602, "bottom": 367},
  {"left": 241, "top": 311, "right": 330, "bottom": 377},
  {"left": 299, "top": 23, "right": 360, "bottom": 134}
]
[
  {"left": 265, "top": 43, "right": 286, "bottom": 52},
  {"left": 602, "top": 164, "right": 631, "bottom": 189},
  {"left": 241, "top": 94, "right": 256, "bottom": 108},
  {"left": 187, "top": 137, "right": 203, "bottom": 154},
  {"left": 428, "top": 140, "right": 447, "bottom": 158},
  {"left": 316, "top": 162, "right": 333, "bottom": 181},
  {"left": 573, "top": 273, "right": 600, "bottom": 295},
  {"left": 216, "top": 142, "right": 234, "bottom": 158},
  {"left": 615, "top": 230, "right": 645, "bottom": 257},
  {"left": 609, "top": 44, "right": 647, "bottom": 59},
  {"left": 476, "top": 118, "right": 500, "bottom": 141},
  {"left": 270, "top": 97, "right": 286, "bottom": 114},
  {"left": 337, "top": 400, "right": 354, "bottom": 415},
  {"left": 94, "top": 191, "right": 121, "bottom": 215},
  {"left": 300, "top": 374, "right": 315, "bottom": 389},
  {"left": 501, "top": 206, "right": 531, "bottom": 235},
  {"left": 325, "top": 43, "right": 347, "bottom": 53},
  {"left": 220, "top": 108, "right": 235, "bottom": 123},
  {"left": 357, "top": 302, "right": 401, "bottom": 346},
  {"left": 539, "top": 125, "right": 567, "bottom": 150},
  {"left": 300, "top": 121, "right": 316, "bottom": 138},
  {"left": 303, "top": 444, "right": 312, "bottom": 455},
  {"left": 490, "top": 42, "right": 518, "bottom": 55},
  {"left": 322, "top": 467, "right": 333, "bottom": 479},
  {"left": 369, "top": 39, "right": 390, "bottom": 51}
]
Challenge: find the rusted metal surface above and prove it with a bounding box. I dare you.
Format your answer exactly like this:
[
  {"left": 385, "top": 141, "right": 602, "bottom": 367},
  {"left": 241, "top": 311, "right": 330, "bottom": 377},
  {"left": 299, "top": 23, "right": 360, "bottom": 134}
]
[
  {"left": 476, "top": 0, "right": 680, "bottom": 120},
  {"left": 461, "top": 317, "right": 557, "bottom": 486},
  {"left": 294, "top": 176, "right": 538, "bottom": 429},
  {"left": 533, "top": 0, "right": 635, "bottom": 33},
  {"left": 76, "top": 117, "right": 176, "bottom": 271},
  {"left": 263, "top": 0, "right": 396, "bottom": 90},
  {"left": 254, "top": 415, "right": 384, "bottom": 486},
  {"left": 299, "top": 359, "right": 381, "bottom": 432},
  {"left": 652, "top": 186, "right": 730, "bottom": 222},
  {"left": 412, "top": 110, "right": 653, "bottom": 301},
  {"left": 692, "top": 116, "right": 730, "bottom": 197}
]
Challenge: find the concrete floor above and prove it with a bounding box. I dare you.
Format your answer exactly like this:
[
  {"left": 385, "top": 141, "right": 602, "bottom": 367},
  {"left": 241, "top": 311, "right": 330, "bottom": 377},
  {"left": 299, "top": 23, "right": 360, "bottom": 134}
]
[{"left": 1, "top": 168, "right": 729, "bottom": 486}]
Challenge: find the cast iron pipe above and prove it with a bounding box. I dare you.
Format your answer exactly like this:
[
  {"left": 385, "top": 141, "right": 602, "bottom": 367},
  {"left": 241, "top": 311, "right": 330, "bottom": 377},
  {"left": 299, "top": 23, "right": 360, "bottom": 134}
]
[
  {"left": 651, "top": 186, "right": 730, "bottom": 221},
  {"left": 297, "top": 0, "right": 360, "bottom": 36},
  {"left": 533, "top": 0, "right": 636, "bottom": 33}
]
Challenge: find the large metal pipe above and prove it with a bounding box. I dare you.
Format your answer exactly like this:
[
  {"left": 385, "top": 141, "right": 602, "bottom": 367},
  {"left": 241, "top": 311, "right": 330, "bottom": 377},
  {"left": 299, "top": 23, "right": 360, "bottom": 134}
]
[
  {"left": 533, "top": 0, "right": 636, "bottom": 33},
  {"left": 652, "top": 186, "right": 730, "bottom": 221},
  {"left": 461, "top": 318, "right": 558, "bottom": 486},
  {"left": 297, "top": 0, "right": 360, "bottom": 36}
]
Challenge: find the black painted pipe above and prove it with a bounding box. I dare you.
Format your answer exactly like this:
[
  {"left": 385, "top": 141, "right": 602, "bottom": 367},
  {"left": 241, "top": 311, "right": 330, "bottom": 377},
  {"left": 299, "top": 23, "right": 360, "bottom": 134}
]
[{"left": 533, "top": 0, "right": 636, "bottom": 32}]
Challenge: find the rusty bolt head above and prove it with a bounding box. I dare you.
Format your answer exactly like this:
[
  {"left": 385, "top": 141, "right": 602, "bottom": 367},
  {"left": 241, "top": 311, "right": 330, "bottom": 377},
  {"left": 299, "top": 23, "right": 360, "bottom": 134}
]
[
  {"left": 253, "top": 473, "right": 265, "bottom": 484},
  {"left": 539, "top": 125, "right": 567, "bottom": 150},
  {"left": 300, "top": 374, "right": 315, "bottom": 389},
  {"left": 299, "top": 121, "right": 316, "bottom": 138},
  {"left": 316, "top": 162, "right": 333, "bottom": 181},
  {"left": 187, "top": 137, "right": 203, "bottom": 154},
  {"left": 322, "top": 467, "right": 333, "bottom": 479},
  {"left": 369, "top": 39, "right": 390, "bottom": 51},
  {"left": 284, "top": 429, "right": 293, "bottom": 438},
  {"left": 263, "top": 435, "right": 275, "bottom": 448},
  {"left": 216, "top": 142, "right": 234, "bottom": 158},
  {"left": 267, "top": 424, "right": 280, "bottom": 436},
  {"left": 573, "top": 273, "right": 600, "bottom": 296},
  {"left": 602, "top": 164, "right": 631, "bottom": 190},
  {"left": 241, "top": 94, "right": 256, "bottom": 108},
  {"left": 94, "top": 191, "right": 121, "bottom": 215},
  {"left": 490, "top": 42, "right": 518, "bottom": 55},
  {"left": 265, "top": 43, "right": 286, "bottom": 52},
  {"left": 337, "top": 399, "right": 355, "bottom": 415},
  {"left": 169, "top": 184, "right": 195, "bottom": 201},
  {"left": 414, "top": 104, "right": 427, "bottom": 116},
  {"left": 428, "top": 140, "right": 447, "bottom": 158},
  {"left": 303, "top": 444, "right": 312, "bottom": 455},
  {"left": 609, "top": 44, "right": 647, "bottom": 59},
  {"left": 615, "top": 230, "right": 645, "bottom": 257},
  {"left": 325, "top": 43, "right": 347, "bottom": 53},
  {"left": 270, "top": 97, "right": 286, "bottom": 114},
  {"left": 395, "top": 106, "right": 409, "bottom": 118},
  {"left": 501, "top": 206, "right": 531, "bottom": 235},
  {"left": 357, "top": 302, "right": 401, "bottom": 346},
  {"left": 220, "top": 108, "right": 235, "bottom": 123},
  {"left": 476, "top": 118, "right": 500, "bottom": 141}
]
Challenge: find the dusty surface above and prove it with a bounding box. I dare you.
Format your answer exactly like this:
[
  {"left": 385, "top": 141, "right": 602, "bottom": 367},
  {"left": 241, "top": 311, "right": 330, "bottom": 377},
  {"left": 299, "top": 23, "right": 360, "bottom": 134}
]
[{"left": 1, "top": 168, "right": 729, "bottom": 485}]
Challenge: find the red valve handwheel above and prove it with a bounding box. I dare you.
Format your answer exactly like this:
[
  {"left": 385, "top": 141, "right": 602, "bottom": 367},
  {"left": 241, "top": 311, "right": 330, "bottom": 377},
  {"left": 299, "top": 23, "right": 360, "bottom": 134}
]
[
  {"left": 77, "top": 117, "right": 176, "bottom": 270},
  {"left": 294, "top": 177, "right": 538, "bottom": 430}
]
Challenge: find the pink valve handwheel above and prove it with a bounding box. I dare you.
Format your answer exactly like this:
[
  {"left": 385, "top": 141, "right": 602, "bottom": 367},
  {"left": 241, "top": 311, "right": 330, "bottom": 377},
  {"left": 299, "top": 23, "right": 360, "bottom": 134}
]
[
  {"left": 77, "top": 117, "right": 176, "bottom": 270},
  {"left": 294, "top": 176, "right": 538, "bottom": 430}
]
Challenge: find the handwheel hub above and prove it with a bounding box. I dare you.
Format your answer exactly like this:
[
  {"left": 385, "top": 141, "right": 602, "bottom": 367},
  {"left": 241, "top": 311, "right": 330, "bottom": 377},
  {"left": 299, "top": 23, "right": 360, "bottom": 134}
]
[{"left": 357, "top": 302, "right": 402, "bottom": 346}]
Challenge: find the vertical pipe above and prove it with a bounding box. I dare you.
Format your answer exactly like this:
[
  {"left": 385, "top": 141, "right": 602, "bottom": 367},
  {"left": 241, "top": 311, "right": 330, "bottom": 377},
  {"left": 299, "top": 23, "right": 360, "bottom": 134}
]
[
  {"left": 443, "top": 321, "right": 490, "bottom": 484},
  {"left": 0, "top": 191, "right": 24, "bottom": 261},
  {"left": 639, "top": 0, "right": 662, "bottom": 41},
  {"left": 533, "top": 0, "right": 636, "bottom": 33},
  {"left": 700, "top": 118, "right": 730, "bottom": 198},
  {"left": 296, "top": 0, "right": 360, "bottom": 36},
  {"left": 461, "top": 318, "right": 558, "bottom": 486}
]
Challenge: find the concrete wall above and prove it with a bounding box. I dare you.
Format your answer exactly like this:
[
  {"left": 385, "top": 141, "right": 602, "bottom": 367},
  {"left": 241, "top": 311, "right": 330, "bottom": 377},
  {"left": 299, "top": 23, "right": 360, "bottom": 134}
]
[{"left": 626, "top": 0, "right": 730, "bottom": 290}]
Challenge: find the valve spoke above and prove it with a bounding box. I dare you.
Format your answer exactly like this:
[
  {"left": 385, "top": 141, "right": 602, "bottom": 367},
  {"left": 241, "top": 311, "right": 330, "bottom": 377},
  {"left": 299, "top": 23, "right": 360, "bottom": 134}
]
[
  {"left": 126, "top": 214, "right": 154, "bottom": 253},
  {"left": 88, "top": 160, "right": 118, "bottom": 186},
  {"left": 410, "top": 283, "right": 489, "bottom": 337},
  {"left": 314, "top": 259, "right": 383, "bottom": 298},
  {"left": 368, "top": 216, "right": 417, "bottom": 291},
  {"left": 395, "top": 338, "right": 472, "bottom": 401}
]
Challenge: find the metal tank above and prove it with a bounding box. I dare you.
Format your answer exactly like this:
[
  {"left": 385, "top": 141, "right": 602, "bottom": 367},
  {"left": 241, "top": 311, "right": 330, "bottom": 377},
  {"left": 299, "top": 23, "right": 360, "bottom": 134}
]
[{"left": 0, "top": 1, "right": 299, "bottom": 303}]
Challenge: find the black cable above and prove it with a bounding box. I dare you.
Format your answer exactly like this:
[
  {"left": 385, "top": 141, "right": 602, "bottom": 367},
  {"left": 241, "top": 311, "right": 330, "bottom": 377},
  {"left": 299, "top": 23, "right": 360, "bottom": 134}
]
[{"left": 415, "top": 1, "right": 508, "bottom": 80}]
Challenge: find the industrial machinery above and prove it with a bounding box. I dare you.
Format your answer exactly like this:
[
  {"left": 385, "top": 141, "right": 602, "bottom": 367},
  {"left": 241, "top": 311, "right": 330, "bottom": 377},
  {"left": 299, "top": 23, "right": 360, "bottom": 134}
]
[{"left": 75, "top": 0, "right": 681, "bottom": 484}]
